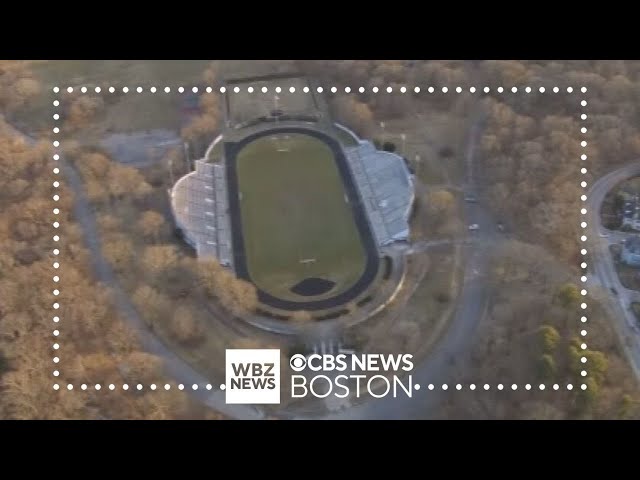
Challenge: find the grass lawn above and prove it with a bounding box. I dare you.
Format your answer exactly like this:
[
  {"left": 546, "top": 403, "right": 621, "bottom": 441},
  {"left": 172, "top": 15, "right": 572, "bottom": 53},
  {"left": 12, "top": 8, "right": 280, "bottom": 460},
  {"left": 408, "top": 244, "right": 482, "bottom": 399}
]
[{"left": 236, "top": 132, "right": 367, "bottom": 301}]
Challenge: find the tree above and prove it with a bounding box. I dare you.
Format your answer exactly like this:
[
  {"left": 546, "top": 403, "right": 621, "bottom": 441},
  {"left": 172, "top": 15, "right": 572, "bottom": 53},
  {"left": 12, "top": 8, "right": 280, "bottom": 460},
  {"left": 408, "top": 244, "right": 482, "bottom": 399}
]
[
  {"left": 538, "top": 325, "right": 561, "bottom": 353},
  {"left": 138, "top": 210, "right": 166, "bottom": 243},
  {"left": 122, "top": 352, "right": 164, "bottom": 384},
  {"left": 426, "top": 189, "right": 456, "bottom": 232},
  {"left": 103, "top": 235, "right": 134, "bottom": 273},
  {"left": 198, "top": 260, "right": 257, "bottom": 316},
  {"left": 576, "top": 377, "right": 600, "bottom": 412},
  {"left": 537, "top": 354, "right": 556, "bottom": 381},
  {"left": 382, "top": 141, "right": 396, "bottom": 152},
  {"left": 78, "top": 152, "right": 111, "bottom": 179},
  {"left": 427, "top": 189, "right": 455, "bottom": 216},
  {"left": 618, "top": 394, "right": 636, "bottom": 419},
  {"left": 66, "top": 96, "right": 104, "bottom": 130},
  {"left": 556, "top": 283, "right": 581, "bottom": 308},
  {"left": 0, "top": 62, "right": 41, "bottom": 113},
  {"left": 331, "top": 95, "right": 375, "bottom": 138},
  {"left": 584, "top": 350, "right": 609, "bottom": 384},
  {"left": 171, "top": 305, "right": 204, "bottom": 344},
  {"left": 107, "top": 164, "right": 152, "bottom": 201},
  {"left": 142, "top": 245, "right": 178, "bottom": 276},
  {"left": 132, "top": 285, "right": 171, "bottom": 324}
]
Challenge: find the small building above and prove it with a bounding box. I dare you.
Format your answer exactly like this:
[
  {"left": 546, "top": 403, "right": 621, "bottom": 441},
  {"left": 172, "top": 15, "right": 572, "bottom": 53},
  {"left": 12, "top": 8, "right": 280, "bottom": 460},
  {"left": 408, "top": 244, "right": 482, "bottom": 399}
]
[{"left": 622, "top": 236, "right": 640, "bottom": 267}]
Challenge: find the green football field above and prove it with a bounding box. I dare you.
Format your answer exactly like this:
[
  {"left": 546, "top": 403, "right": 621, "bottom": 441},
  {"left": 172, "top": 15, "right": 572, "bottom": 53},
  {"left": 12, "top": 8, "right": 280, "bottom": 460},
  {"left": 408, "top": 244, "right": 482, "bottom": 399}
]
[{"left": 236, "top": 132, "right": 367, "bottom": 301}]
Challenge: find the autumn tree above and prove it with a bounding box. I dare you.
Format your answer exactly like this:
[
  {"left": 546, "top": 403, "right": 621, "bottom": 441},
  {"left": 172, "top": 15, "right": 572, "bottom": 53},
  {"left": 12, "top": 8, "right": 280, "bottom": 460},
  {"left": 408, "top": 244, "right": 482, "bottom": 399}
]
[
  {"left": 132, "top": 285, "right": 172, "bottom": 324},
  {"left": 171, "top": 305, "right": 204, "bottom": 344},
  {"left": 142, "top": 245, "right": 179, "bottom": 276},
  {"left": 425, "top": 188, "right": 456, "bottom": 233},
  {"left": 0, "top": 61, "right": 41, "bottom": 113},
  {"left": 330, "top": 95, "right": 375, "bottom": 138},
  {"left": 107, "top": 164, "right": 152, "bottom": 201},
  {"left": 555, "top": 283, "right": 581, "bottom": 309},
  {"left": 138, "top": 210, "right": 167, "bottom": 243},
  {"left": 538, "top": 325, "right": 560, "bottom": 353},
  {"left": 65, "top": 95, "right": 104, "bottom": 131},
  {"left": 537, "top": 354, "right": 556, "bottom": 381},
  {"left": 103, "top": 234, "right": 134, "bottom": 273}
]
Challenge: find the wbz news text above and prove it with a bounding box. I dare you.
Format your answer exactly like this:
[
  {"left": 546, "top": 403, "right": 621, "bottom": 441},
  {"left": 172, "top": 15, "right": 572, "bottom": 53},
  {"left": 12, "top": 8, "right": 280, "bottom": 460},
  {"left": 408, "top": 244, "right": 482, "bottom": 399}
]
[{"left": 225, "top": 349, "right": 417, "bottom": 404}]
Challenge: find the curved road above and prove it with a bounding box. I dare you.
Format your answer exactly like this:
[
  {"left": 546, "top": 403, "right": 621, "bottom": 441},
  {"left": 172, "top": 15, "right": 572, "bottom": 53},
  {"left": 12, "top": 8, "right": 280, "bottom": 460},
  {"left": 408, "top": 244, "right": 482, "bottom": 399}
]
[{"left": 586, "top": 162, "right": 640, "bottom": 380}]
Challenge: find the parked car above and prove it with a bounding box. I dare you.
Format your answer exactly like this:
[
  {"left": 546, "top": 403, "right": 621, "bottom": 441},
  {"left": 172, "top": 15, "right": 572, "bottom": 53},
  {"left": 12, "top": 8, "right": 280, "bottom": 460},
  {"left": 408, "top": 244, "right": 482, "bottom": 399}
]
[
  {"left": 464, "top": 195, "right": 477, "bottom": 203},
  {"left": 611, "top": 287, "right": 618, "bottom": 295},
  {"left": 468, "top": 224, "right": 479, "bottom": 231}
]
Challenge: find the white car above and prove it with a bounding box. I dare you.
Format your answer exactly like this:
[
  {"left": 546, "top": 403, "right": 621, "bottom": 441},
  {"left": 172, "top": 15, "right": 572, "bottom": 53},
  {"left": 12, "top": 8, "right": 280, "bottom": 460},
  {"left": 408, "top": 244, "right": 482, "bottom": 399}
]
[
  {"left": 468, "top": 224, "right": 479, "bottom": 231},
  {"left": 599, "top": 232, "right": 609, "bottom": 238}
]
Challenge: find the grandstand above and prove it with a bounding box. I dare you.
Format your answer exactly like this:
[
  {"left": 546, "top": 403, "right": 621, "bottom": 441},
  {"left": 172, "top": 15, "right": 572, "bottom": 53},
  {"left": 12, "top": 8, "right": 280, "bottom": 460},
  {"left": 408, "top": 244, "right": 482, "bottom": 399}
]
[
  {"left": 344, "top": 141, "right": 414, "bottom": 246},
  {"left": 170, "top": 160, "right": 233, "bottom": 267}
]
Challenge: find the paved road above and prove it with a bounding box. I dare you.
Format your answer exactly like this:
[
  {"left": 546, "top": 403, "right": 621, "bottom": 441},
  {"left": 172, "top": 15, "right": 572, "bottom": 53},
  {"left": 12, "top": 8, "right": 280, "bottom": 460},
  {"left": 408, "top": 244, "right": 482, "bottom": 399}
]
[{"left": 586, "top": 162, "right": 640, "bottom": 380}]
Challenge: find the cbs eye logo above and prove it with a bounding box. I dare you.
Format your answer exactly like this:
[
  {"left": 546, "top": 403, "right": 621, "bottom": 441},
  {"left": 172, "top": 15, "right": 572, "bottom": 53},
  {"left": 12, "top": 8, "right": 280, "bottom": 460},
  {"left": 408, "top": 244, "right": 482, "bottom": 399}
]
[
  {"left": 288, "top": 353, "right": 349, "bottom": 372},
  {"left": 289, "top": 354, "right": 307, "bottom": 372}
]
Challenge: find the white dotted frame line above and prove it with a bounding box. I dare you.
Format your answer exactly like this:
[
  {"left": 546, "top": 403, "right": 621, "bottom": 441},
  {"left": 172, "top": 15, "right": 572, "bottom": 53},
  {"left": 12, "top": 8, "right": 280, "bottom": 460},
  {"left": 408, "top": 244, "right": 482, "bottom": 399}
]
[
  {"left": 52, "top": 91, "right": 61, "bottom": 383},
  {"left": 580, "top": 94, "right": 589, "bottom": 385},
  {"left": 51, "top": 382, "right": 586, "bottom": 392},
  {"left": 55, "top": 85, "right": 587, "bottom": 95},
  {"left": 51, "top": 85, "right": 589, "bottom": 392}
]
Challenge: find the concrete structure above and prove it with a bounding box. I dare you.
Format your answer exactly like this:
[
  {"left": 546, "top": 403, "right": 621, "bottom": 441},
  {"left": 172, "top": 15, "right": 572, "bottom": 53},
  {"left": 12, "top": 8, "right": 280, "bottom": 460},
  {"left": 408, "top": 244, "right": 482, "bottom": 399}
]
[
  {"left": 622, "top": 236, "right": 640, "bottom": 267},
  {"left": 337, "top": 125, "right": 415, "bottom": 246},
  {"left": 170, "top": 160, "right": 233, "bottom": 267}
]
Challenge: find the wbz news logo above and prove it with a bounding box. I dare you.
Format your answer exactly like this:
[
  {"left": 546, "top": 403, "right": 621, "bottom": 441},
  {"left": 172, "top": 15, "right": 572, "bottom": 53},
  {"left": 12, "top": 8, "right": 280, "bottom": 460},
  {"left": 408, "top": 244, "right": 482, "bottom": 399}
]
[{"left": 225, "top": 349, "right": 280, "bottom": 404}]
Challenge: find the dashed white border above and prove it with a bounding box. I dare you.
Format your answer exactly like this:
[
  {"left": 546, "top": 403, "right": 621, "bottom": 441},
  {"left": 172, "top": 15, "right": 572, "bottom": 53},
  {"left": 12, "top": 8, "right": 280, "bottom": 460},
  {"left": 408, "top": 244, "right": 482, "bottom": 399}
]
[
  {"left": 59, "top": 85, "right": 585, "bottom": 95},
  {"left": 52, "top": 89, "right": 61, "bottom": 389},
  {"left": 51, "top": 85, "right": 588, "bottom": 392},
  {"left": 580, "top": 89, "right": 589, "bottom": 390}
]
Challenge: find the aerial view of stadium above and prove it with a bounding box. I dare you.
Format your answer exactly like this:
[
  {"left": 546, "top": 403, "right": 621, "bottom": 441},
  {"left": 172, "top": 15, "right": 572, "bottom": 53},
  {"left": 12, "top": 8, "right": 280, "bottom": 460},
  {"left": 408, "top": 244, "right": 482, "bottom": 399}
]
[
  {"left": 3, "top": 59, "right": 640, "bottom": 422},
  {"left": 171, "top": 73, "right": 414, "bottom": 319}
]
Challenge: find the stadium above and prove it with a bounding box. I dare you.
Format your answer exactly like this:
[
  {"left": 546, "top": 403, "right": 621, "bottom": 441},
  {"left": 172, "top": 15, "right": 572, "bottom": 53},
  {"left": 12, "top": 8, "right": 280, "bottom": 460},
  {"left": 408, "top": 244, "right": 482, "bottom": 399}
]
[{"left": 171, "top": 74, "right": 415, "bottom": 324}]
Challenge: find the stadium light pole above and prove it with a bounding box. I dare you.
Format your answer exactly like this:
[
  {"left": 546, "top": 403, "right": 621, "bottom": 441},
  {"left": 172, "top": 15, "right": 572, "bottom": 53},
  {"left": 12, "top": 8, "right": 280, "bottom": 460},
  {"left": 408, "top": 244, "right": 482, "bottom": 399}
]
[
  {"left": 401, "top": 133, "right": 406, "bottom": 156},
  {"left": 380, "top": 121, "right": 386, "bottom": 146},
  {"left": 184, "top": 142, "right": 191, "bottom": 172},
  {"left": 168, "top": 156, "right": 175, "bottom": 186}
]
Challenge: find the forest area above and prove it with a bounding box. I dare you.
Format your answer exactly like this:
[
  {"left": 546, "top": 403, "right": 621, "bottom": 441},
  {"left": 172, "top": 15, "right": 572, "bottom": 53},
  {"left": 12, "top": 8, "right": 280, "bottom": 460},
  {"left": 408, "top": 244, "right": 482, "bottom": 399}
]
[{"left": 0, "top": 61, "right": 222, "bottom": 419}]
